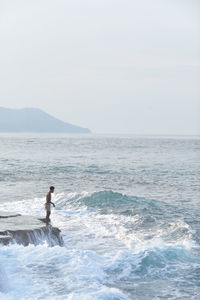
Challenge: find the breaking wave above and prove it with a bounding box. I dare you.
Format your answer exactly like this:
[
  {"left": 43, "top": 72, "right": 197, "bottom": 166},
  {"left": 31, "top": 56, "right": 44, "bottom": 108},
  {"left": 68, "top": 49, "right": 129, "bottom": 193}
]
[{"left": 0, "top": 190, "right": 199, "bottom": 299}]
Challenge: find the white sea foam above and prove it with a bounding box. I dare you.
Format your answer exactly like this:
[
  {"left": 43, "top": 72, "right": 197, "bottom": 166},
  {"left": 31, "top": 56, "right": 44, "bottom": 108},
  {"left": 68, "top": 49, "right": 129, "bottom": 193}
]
[
  {"left": 0, "top": 190, "right": 199, "bottom": 299},
  {"left": 0, "top": 243, "right": 132, "bottom": 300},
  {"left": 67, "top": 287, "right": 131, "bottom": 300}
]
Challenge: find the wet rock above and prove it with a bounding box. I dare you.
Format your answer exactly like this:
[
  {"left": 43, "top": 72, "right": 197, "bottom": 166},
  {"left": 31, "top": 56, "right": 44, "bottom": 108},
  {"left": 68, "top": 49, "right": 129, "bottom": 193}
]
[
  {"left": 0, "top": 235, "right": 12, "bottom": 245},
  {"left": 0, "top": 211, "right": 63, "bottom": 247}
]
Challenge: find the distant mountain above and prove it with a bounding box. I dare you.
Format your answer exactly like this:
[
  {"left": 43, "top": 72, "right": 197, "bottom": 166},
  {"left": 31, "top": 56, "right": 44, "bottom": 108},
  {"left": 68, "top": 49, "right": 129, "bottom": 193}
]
[{"left": 0, "top": 107, "right": 91, "bottom": 133}]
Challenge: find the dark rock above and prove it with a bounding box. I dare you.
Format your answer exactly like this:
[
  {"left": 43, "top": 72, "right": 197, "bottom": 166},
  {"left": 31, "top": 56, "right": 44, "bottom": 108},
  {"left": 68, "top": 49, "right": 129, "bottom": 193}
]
[
  {"left": 0, "top": 211, "right": 63, "bottom": 247},
  {"left": 0, "top": 212, "right": 21, "bottom": 218},
  {"left": 0, "top": 235, "right": 12, "bottom": 245}
]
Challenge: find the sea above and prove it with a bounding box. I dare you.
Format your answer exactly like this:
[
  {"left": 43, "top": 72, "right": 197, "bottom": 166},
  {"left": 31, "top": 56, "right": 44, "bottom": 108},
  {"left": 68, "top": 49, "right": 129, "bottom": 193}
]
[{"left": 0, "top": 133, "right": 199, "bottom": 300}]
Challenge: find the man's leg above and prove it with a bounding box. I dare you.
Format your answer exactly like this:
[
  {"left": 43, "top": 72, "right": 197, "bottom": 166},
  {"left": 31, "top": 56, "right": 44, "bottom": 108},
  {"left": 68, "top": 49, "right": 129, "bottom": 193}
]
[{"left": 46, "top": 211, "right": 51, "bottom": 223}]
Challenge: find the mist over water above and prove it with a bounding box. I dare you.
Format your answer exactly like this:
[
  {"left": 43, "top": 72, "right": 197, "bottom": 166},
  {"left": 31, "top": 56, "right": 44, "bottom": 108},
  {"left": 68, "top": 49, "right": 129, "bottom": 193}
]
[{"left": 0, "top": 134, "right": 200, "bottom": 299}]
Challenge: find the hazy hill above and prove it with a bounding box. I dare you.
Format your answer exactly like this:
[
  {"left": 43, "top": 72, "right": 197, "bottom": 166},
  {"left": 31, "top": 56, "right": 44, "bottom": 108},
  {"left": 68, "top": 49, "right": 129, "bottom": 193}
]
[{"left": 0, "top": 107, "right": 91, "bottom": 133}]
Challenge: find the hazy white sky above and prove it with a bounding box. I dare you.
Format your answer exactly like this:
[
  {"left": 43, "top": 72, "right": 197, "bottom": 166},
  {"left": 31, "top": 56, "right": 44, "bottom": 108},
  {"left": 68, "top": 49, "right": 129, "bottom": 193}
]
[{"left": 0, "top": 0, "right": 199, "bottom": 134}]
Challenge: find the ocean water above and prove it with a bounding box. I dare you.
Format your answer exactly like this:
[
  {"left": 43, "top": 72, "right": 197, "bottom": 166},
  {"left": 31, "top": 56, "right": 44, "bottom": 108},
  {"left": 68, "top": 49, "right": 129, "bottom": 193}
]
[{"left": 0, "top": 133, "right": 200, "bottom": 300}]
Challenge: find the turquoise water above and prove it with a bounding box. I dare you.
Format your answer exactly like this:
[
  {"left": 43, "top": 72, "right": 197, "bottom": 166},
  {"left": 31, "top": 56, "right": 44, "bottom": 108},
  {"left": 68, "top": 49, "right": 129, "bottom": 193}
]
[{"left": 0, "top": 134, "right": 200, "bottom": 299}]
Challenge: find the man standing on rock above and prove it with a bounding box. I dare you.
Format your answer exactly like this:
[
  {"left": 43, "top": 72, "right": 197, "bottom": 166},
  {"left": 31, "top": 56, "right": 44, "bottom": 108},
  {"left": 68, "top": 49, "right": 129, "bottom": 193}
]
[{"left": 45, "top": 186, "right": 55, "bottom": 223}]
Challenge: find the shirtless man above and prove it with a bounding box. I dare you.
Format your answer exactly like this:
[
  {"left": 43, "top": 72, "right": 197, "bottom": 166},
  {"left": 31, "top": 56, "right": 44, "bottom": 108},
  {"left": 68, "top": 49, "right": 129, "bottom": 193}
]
[{"left": 45, "top": 186, "right": 55, "bottom": 223}]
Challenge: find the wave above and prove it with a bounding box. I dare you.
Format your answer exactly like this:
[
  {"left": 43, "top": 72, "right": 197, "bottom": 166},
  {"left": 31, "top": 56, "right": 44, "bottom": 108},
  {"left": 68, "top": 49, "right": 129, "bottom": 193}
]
[
  {"left": 107, "top": 244, "right": 200, "bottom": 284},
  {"left": 54, "top": 190, "right": 196, "bottom": 250},
  {"left": 0, "top": 190, "right": 196, "bottom": 249},
  {"left": 54, "top": 190, "right": 183, "bottom": 225},
  {"left": 1, "top": 242, "right": 198, "bottom": 299},
  {"left": 0, "top": 190, "right": 199, "bottom": 299},
  {"left": 55, "top": 190, "right": 160, "bottom": 212},
  {"left": 0, "top": 244, "right": 131, "bottom": 300}
]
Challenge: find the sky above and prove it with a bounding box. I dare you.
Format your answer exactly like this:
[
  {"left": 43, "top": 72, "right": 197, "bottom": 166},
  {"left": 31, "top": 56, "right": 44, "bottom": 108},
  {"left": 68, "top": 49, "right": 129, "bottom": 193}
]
[{"left": 0, "top": 0, "right": 199, "bottom": 134}]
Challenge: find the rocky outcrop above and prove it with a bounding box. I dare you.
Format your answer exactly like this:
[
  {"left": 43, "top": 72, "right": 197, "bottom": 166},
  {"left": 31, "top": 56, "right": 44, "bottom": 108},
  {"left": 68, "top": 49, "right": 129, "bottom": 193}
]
[{"left": 0, "top": 211, "right": 63, "bottom": 246}]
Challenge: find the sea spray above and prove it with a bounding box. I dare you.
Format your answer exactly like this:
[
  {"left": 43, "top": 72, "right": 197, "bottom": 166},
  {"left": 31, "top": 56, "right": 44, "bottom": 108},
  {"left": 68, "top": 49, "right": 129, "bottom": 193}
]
[{"left": 0, "top": 134, "right": 199, "bottom": 299}]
